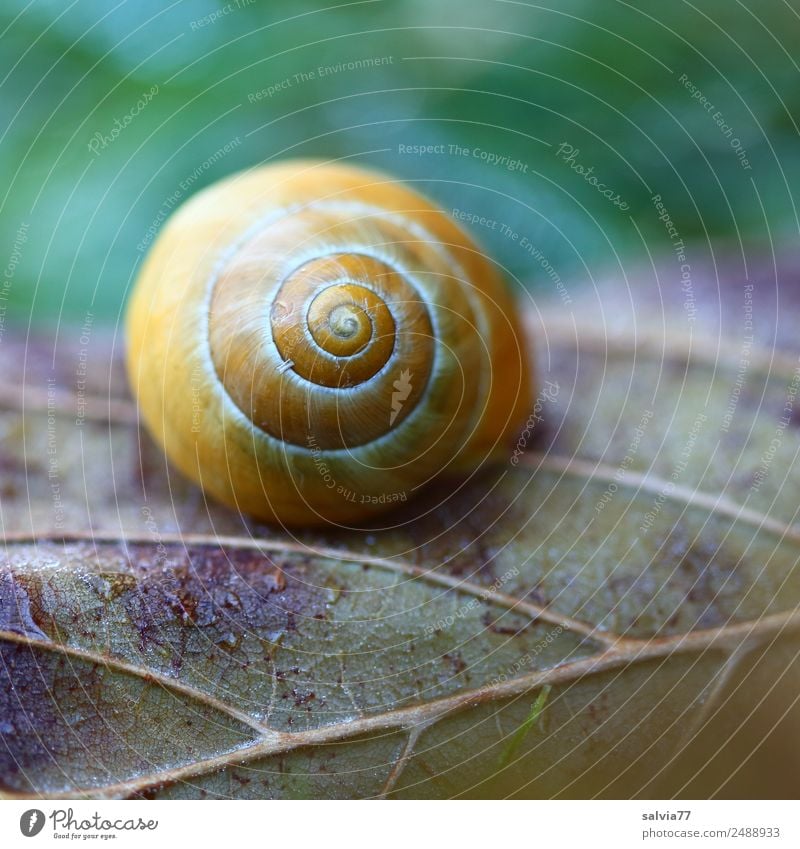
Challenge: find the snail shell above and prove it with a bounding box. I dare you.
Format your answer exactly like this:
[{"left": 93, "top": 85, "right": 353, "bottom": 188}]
[{"left": 126, "top": 160, "right": 533, "bottom": 526}]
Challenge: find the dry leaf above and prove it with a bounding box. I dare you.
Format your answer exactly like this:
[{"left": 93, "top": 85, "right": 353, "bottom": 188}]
[{"left": 1, "top": 257, "right": 799, "bottom": 798}]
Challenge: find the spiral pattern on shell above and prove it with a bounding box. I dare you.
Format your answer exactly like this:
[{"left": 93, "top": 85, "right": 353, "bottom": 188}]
[{"left": 126, "top": 160, "right": 533, "bottom": 526}]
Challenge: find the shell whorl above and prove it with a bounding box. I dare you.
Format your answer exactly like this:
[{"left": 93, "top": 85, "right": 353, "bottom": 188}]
[
  {"left": 209, "top": 217, "right": 437, "bottom": 451},
  {"left": 126, "top": 161, "right": 533, "bottom": 526}
]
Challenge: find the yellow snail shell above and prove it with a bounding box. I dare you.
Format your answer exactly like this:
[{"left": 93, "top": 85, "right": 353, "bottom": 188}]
[{"left": 125, "top": 160, "right": 533, "bottom": 526}]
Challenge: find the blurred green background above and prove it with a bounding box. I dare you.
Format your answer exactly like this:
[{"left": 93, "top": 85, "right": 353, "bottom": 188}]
[{"left": 1, "top": 0, "right": 798, "bottom": 323}]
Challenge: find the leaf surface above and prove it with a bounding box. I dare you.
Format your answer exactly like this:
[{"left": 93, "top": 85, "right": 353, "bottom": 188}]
[{"left": 2, "top": 264, "right": 800, "bottom": 798}]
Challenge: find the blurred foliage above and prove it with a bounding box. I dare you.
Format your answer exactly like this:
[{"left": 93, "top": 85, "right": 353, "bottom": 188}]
[{"left": 0, "top": 0, "right": 798, "bottom": 322}]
